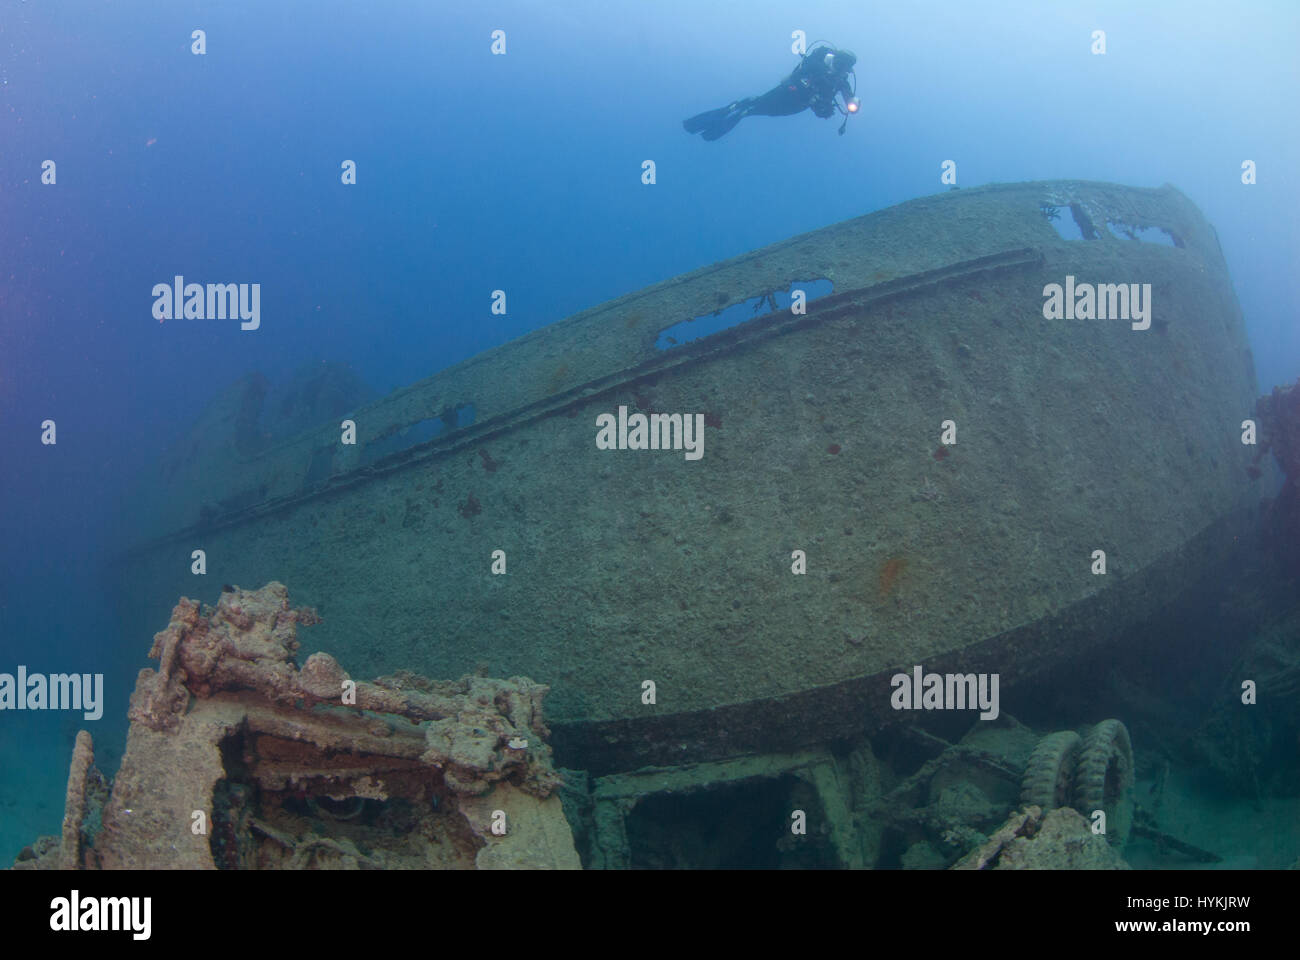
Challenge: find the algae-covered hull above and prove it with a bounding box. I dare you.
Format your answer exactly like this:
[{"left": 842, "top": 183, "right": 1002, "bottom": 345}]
[{"left": 117, "top": 180, "right": 1260, "bottom": 773}]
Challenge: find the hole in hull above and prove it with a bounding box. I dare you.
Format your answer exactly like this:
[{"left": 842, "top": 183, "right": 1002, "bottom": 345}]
[{"left": 655, "top": 279, "right": 834, "bottom": 351}]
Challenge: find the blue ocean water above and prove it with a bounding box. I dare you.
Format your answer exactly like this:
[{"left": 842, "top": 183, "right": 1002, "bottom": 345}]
[{"left": 1, "top": 0, "right": 1297, "bottom": 868}]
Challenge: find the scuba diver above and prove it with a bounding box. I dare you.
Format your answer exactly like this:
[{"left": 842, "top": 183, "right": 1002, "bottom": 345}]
[{"left": 683, "top": 44, "right": 861, "bottom": 141}]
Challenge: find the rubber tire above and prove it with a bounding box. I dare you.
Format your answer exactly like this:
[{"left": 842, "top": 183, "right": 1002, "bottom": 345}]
[
  {"left": 1073, "top": 719, "right": 1135, "bottom": 849},
  {"left": 1020, "top": 730, "right": 1082, "bottom": 811}
]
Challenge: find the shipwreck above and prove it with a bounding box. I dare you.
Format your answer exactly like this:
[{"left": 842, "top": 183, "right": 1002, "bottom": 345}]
[{"left": 108, "top": 180, "right": 1263, "bottom": 865}]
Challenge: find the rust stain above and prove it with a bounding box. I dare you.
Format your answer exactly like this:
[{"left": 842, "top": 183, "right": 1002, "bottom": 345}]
[
  {"left": 546, "top": 363, "right": 570, "bottom": 393},
  {"left": 877, "top": 554, "right": 907, "bottom": 600}
]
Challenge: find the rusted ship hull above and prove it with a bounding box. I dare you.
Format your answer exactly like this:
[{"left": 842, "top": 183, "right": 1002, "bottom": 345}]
[{"left": 116, "top": 180, "right": 1261, "bottom": 773}]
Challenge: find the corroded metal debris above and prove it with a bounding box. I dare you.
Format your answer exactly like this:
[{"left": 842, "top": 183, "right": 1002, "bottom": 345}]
[{"left": 17, "top": 582, "right": 579, "bottom": 870}]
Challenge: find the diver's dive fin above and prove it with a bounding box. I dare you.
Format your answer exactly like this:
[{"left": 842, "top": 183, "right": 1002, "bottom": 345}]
[
  {"left": 700, "top": 111, "right": 746, "bottom": 141},
  {"left": 682, "top": 105, "right": 733, "bottom": 134},
  {"left": 682, "top": 102, "right": 747, "bottom": 140}
]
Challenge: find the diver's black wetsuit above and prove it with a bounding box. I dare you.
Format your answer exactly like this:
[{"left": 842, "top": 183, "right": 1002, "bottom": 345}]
[{"left": 683, "top": 46, "right": 857, "bottom": 140}]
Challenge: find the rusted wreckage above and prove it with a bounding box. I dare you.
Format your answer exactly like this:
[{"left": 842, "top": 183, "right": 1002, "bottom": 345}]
[
  {"left": 75, "top": 179, "right": 1275, "bottom": 867},
  {"left": 18, "top": 583, "right": 579, "bottom": 870}
]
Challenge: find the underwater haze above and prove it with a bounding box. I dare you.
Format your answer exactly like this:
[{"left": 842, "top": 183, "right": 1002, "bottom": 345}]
[{"left": 1, "top": 0, "right": 1299, "bottom": 872}]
